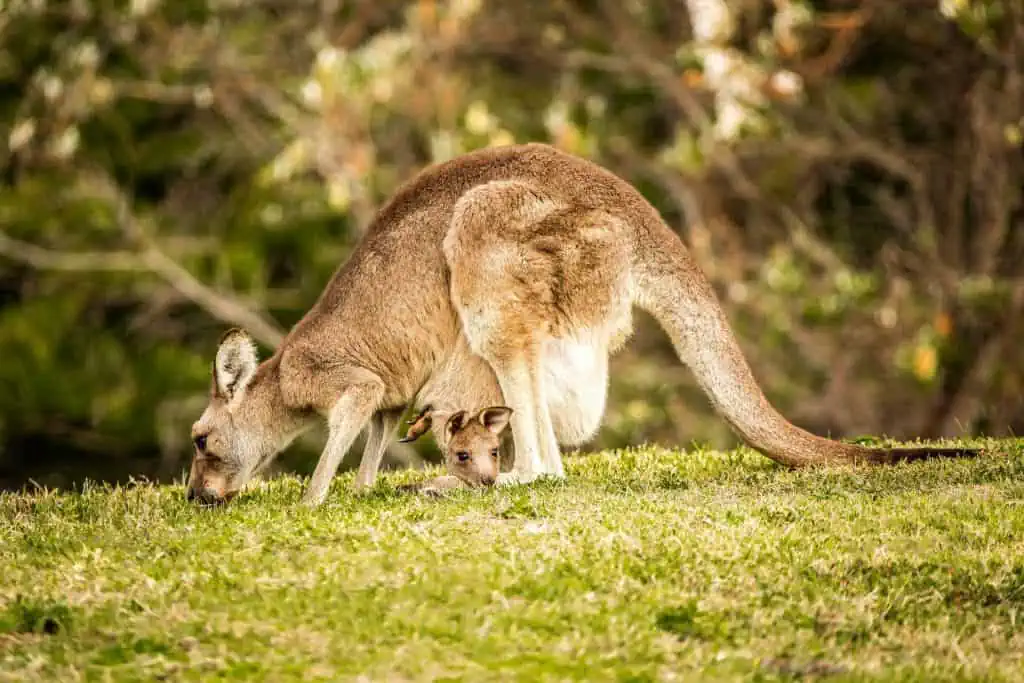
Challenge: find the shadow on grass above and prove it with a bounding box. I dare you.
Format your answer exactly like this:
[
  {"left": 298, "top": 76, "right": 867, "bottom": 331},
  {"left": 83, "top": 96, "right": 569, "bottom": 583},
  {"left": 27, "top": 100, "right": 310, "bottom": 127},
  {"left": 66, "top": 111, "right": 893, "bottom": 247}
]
[{"left": 0, "top": 596, "right": 77, "bottom": 636}]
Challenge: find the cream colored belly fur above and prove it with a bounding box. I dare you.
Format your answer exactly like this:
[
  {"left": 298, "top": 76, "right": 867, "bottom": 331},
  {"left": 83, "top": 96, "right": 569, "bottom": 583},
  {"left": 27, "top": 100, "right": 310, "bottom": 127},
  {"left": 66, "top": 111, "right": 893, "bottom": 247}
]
[
  {"left": 417, "top": 320, "right": 630, "bottom": 450},
  {"left": 540, "top": 334, "right": 609, "bottom": 447}
]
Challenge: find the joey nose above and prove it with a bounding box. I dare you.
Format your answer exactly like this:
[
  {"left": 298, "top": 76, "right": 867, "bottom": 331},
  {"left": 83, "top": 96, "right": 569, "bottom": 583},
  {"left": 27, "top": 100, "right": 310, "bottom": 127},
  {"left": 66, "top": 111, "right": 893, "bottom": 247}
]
[
  {"left": 186, "top": 486, "right": 196, "bottom": 502},
  {"left": 480, "top": 475, "right": 496, "bottom": 486}
]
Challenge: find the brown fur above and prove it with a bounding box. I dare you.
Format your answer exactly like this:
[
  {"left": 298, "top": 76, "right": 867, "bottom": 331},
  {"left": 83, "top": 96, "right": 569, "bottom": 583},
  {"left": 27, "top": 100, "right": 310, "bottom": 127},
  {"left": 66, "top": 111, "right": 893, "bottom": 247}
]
[{"left": 186, "top": 143, "right": 981, "bottom": 507}]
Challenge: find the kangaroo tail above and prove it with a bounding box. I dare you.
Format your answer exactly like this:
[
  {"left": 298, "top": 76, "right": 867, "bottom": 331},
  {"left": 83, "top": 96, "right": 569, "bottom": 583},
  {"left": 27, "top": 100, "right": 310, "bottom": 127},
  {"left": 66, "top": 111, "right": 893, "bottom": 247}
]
[{"left": 630, "top": 218, "right": 980, "bottom": 467}]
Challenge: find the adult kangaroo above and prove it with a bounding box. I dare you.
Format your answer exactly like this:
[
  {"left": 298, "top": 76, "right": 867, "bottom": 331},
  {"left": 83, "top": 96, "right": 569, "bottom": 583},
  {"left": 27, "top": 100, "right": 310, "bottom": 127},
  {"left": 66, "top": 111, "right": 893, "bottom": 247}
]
[{"left": 186, "top": 143, "right": 977, "bottom": 507}]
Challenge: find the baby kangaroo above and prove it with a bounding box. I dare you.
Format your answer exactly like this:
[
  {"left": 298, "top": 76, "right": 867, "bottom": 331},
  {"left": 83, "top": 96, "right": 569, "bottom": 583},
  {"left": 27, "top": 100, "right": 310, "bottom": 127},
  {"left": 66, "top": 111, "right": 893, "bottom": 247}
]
[{"left": 399, "top": 405, "right": 513, "bottom": 493}]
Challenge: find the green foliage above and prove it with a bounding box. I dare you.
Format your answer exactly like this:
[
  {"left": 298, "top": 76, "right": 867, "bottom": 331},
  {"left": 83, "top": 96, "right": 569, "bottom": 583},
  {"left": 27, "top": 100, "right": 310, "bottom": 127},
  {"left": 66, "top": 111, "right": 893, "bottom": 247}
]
[{"left": 0, "top": 0, "right": 353, "bottom": 478}]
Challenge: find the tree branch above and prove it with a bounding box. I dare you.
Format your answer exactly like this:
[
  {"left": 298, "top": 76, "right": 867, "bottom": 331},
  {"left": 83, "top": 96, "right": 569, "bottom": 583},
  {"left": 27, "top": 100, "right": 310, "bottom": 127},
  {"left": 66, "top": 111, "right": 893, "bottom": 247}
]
[
  {"left": 136, "top": 244, "right": 285, "bottom": 348},
  {"left": 0, "top": 218, "right": 285, "bottom": 349},
  {"left": 0, "top": 232, "right": 146, "bottom": 272}
]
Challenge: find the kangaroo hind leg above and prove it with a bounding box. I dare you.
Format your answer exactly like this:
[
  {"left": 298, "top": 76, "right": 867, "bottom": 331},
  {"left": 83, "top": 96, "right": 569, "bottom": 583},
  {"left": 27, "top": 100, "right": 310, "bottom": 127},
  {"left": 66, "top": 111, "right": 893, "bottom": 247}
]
[{"left": 444, "top": 180, "right": 567, "bottom": 484}]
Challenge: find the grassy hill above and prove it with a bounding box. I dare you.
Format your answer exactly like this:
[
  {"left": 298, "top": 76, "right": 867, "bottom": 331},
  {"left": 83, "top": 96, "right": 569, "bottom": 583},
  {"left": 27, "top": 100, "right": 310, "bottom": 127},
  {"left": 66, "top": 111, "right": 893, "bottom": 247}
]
[{"left": 2, "top": 439, "right": 1023, "bottom": 682}]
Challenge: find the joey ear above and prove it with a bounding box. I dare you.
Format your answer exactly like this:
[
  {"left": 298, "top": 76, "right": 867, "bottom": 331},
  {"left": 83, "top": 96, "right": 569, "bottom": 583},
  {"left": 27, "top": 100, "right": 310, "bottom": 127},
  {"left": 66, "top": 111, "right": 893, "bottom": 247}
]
[
  {"left": 444, "top": 410, "right": 468, "bottom": 440},
  {"left": 213, "top": 328, "right": 259, "bottom": 401},
  {"left": 478, "top": 406, "right": 513, "bottom": 434}
]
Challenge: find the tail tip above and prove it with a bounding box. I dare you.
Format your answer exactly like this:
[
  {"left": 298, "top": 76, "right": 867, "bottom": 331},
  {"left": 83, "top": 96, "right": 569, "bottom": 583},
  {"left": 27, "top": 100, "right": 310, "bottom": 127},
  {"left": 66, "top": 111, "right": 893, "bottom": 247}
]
[{"left": 863, "top": 445, "right": 984, "bottom": 465}]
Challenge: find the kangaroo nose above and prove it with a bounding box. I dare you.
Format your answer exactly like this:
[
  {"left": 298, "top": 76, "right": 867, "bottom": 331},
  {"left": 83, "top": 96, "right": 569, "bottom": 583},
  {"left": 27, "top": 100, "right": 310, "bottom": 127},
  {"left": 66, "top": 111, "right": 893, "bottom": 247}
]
[
  {"left": 480, "top": 475, "right": 496, "bottom": 486},
  {"left": 186, "top": 486, "right": 196, "bottom": 502},
  {"left": 188, "top": 487, "right": 223, "bottom": 506}
]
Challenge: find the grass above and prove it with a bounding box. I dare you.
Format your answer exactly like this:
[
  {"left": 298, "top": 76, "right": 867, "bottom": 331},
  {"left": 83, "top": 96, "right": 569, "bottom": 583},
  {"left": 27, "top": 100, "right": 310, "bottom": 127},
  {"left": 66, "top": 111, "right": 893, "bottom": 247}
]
[{"left": 1, "top": 438, "right": 1023, "bottom": 682}]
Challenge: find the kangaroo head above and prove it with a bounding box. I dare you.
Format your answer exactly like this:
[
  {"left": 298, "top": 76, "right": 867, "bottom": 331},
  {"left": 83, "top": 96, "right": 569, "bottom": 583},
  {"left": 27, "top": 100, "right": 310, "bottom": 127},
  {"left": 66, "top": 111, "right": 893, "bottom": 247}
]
[
  {"left": 187, "top": 329, "right": 297, "bottom": 506},
  {"left": 441, "top": 407, "right": 512, "bottom": 487}
]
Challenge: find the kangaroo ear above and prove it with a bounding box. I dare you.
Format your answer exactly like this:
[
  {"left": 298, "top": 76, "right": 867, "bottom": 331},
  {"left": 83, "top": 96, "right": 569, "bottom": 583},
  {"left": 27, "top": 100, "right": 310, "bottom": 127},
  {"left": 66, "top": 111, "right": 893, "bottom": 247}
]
[
  {"left": 213, "top": 328, "right": 258, "bottom": 401},
  {"left": 478, "top": 406, "right": 513, "bottom": 434},
  {"left": 444, "top": 410, "right": 468, "bottom": 440}
]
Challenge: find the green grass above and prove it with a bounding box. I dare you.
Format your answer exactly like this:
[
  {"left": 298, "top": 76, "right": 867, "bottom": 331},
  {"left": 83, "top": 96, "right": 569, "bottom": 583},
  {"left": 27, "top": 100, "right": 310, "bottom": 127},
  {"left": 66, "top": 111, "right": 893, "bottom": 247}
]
[{"left": 2, "top": 438, "right": 1023, "bottom": 682}]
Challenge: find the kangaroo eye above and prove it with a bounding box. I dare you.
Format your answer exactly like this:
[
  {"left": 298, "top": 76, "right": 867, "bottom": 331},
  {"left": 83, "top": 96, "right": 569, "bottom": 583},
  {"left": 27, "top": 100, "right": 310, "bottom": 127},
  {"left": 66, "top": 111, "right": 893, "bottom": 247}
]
[
  {"left": 456, "top": 451, "right": 470, "bottom": 462},
  {"left": 193, "top": 434, "right": 207, "bottom": 452},
  {"left": 490, "top": 449, "right": 499, "bottom": 459}
]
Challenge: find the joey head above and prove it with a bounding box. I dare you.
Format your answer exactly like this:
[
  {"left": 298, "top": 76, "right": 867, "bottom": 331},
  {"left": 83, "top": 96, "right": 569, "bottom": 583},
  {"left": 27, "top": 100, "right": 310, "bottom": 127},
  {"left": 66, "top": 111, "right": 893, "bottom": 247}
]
[{"left": 400, "top": 405, "right": 512, "bottom": 488}]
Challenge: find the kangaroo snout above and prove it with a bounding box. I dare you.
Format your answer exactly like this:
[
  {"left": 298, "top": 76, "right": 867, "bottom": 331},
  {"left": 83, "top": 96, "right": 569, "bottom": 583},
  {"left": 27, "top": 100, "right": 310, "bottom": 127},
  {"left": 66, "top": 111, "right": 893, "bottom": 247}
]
[{"left": 187, "top": 486, "right": 226, "bottom": 506}]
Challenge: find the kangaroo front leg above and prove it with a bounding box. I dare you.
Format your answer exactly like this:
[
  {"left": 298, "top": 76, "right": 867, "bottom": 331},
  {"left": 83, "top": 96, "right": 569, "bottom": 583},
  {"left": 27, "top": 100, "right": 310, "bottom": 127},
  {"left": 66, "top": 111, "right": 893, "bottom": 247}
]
[
  {"left": 354, "top": 408, "right": 403, "bottom": 491},
  {"left": 302, "top": 372, "right": 384, "bottom": 507}
]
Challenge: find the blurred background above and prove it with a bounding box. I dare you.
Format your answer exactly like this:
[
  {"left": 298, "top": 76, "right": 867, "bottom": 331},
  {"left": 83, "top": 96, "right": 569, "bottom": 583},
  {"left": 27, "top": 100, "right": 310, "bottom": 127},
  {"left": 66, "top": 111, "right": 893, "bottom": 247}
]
[{"left": 1, "top": 0, "right": 1021, "bottom": 491}]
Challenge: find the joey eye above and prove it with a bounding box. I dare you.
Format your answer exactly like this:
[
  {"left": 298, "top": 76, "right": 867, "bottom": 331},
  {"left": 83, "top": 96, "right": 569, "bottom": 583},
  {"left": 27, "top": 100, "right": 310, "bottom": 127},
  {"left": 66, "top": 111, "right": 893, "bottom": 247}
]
[
  {"left": 193, "top": 434, "right": 207, "bottom": 452},
  {"left": 490, "top": 449, "right": 499, "bottom": 459},
  {"left": 456, "top": 451, "right": 470, "bottom": 462}
]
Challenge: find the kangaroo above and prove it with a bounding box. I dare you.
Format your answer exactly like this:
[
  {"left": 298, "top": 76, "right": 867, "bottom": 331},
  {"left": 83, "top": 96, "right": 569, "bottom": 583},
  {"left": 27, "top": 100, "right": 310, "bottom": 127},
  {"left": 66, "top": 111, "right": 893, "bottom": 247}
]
[
  {"left": 398, "top": 406, "right": 513, "bottom": 492},
  {"left": 186, "top": 142, "right": 979, "bottom": 507}
]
